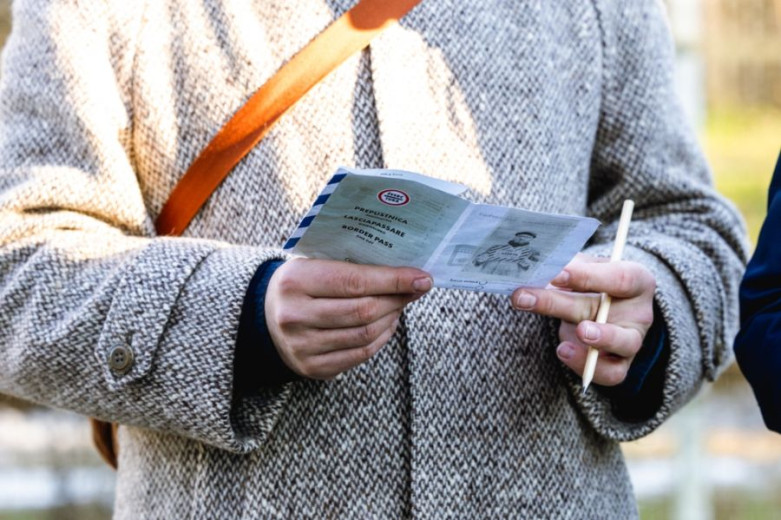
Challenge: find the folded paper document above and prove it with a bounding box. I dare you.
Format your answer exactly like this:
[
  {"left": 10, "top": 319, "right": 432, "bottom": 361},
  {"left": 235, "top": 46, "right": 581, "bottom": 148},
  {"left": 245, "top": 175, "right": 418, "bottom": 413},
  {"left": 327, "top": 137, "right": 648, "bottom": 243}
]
[{"left": 284, "top": 167, "right": 600, "bottom": 294}]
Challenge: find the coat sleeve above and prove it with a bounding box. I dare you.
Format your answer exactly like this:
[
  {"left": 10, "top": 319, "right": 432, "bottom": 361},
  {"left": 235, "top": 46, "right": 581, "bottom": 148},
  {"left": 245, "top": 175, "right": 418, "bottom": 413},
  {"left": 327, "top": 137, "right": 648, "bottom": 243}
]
[
  {"left": 566, "top": 0, "right": 749, "bottom": 441},
  {"left": 733, "top": 151, "right": 781, "bottom": 433},
  {"left": 0, "top": 0, "right": 289, "bottom": 453}
]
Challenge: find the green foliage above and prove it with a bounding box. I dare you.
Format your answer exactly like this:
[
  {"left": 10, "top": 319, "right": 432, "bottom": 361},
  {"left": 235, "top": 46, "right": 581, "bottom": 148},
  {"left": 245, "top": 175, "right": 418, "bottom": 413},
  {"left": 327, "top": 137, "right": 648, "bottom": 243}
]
[
  {"left": 0, "top": 504, "right": 111, "bottom": 520},
  {"left": 704, "top": 107, "right": 781, "bottom": 247},
  {"left": 637, "top": 497, "right": 671, "bottom": 520},
  {"left": 0, "top": 0, "right": 10, "bottom": 49},
  {"left": 638, "top": 489, "right": 781, "bottom": 520},
  {"left": 713, "top": 489, "right": 781, "bottom": 520}
]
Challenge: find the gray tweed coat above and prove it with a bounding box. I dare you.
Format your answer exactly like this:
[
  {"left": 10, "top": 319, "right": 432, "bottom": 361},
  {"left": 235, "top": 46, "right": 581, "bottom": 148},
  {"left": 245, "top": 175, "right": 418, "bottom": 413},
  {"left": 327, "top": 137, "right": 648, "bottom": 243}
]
[{"left": 0, "top": 0, "right": 747, "bottom": 518}]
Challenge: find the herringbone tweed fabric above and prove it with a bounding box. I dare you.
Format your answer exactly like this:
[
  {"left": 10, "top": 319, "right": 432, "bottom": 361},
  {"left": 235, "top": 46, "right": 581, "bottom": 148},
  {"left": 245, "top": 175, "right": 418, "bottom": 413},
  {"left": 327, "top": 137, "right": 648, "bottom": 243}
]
[{"left": 0, "top": 0, "right": 747, "bottom": 518}]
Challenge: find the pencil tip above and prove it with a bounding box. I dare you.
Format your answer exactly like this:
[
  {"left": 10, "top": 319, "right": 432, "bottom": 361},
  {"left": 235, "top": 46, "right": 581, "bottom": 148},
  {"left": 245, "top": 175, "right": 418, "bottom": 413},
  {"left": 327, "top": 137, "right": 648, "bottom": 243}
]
[{"left": 582, "top": 384, "right": 589, "bottom": 395}]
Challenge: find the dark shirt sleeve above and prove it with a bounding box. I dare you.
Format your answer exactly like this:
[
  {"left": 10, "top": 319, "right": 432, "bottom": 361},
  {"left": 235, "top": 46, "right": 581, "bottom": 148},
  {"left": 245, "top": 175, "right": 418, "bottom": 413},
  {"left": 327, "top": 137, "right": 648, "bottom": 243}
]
[
  {"left": 234, "top": 260, "right": 301, "bottom": 396},
  {"left": 734, "top": 150, "right": 781, "bottom": 433},
  {"left": 600, "top": 302, "right": 669, "bottom": 423}
]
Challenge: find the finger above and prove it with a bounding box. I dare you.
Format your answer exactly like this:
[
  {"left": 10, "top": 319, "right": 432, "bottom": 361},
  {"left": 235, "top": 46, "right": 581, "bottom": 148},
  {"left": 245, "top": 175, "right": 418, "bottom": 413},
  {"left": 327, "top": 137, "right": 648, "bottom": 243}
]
[
  {"left": 558, "top": 320, "right": 578, "bottom": 344},
  {"left": 302, "top": 319, "right": 399, "bottom": 379},
  {"left": 550, "top": 260, "right": 654, "bottom": 299},
  {"left": 563, "top": 252, "right": 610, "bottom": 267},
  {"left": 279, "top": 259, "right": 433, "bottom": 298},
  {"left": 304, "top": 311, "right": 401, "bottom": 354},
  {"left": 300, "top": 295, "right": 411, "bottom": 329},
  {"left": 544, "top": 255, "right": 608, "bottom": 290},
  {"left": 555, "top": 341, "right": 632, "bottom": 387},
  {"left": 512, "top": 287, "right": 600, "bottom": 324},
  {"left": 575, "top": 320, "right": 644, "bottom": 359}
]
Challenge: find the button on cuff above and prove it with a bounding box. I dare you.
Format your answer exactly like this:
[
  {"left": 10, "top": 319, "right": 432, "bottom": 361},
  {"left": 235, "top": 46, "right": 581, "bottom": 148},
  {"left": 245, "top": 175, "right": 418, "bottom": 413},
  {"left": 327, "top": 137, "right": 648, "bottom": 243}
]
[{"left": 108, "top": 345, "right": 135, "bottom": 375}]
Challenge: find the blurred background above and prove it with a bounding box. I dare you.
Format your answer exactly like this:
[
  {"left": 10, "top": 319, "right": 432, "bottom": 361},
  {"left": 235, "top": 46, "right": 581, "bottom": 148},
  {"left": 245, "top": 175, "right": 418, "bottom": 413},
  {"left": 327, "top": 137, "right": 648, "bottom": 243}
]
[{"left": 0, "top": 0, "right": 780, "bottom": 518}]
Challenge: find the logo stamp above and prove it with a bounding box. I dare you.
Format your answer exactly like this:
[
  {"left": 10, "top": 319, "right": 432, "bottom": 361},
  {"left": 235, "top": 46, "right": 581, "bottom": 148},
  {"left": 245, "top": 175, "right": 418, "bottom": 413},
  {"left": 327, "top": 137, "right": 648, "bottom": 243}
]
[{"left": 377, "top": 189, "right": 410, "bottom": 206}]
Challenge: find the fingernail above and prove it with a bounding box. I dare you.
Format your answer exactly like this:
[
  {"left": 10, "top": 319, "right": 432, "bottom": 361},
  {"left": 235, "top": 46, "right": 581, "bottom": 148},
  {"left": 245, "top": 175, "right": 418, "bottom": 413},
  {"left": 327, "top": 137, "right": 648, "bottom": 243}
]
[
  {"left": 551, "top": 271, "right": 570, "bottom": 286},
  {"left": 413, "top": 277, "right": 433, "bottom": 292},
  {"left": 515, "top": 291, "right": 536, "bottom": 309},
  {"left": 557, "top": 343, "right": 575, "bottom": 360},
  {"left": 583, "top": 323, "right": 600, "bottom": 342}
]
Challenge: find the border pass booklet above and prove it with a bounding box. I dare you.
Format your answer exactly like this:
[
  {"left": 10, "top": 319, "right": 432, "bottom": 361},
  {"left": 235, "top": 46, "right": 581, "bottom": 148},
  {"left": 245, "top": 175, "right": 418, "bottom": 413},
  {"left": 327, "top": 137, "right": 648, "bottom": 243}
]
[{"left": 284, "top": 167, "right": 600, "bottom": 295}]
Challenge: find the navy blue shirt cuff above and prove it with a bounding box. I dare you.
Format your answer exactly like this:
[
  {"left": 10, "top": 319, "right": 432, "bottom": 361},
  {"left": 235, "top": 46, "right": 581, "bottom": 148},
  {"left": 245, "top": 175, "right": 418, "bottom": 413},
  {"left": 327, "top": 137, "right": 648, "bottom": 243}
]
[
  {"left": 599, "top": 302, "right": 669, "bottom": 423},
  {"left": 234, "top": 260, "right": 301, "bottom": 396}
]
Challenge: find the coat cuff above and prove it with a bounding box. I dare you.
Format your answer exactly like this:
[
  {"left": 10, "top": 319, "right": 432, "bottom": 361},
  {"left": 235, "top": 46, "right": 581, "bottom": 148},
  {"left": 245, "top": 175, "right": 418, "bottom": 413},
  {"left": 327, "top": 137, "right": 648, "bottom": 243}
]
[
  {"left": 562, "top": 243, "right": 723, "bottom": 441},
  {"left": 95, "top": 239, "right": 289, "bottom": 452}
]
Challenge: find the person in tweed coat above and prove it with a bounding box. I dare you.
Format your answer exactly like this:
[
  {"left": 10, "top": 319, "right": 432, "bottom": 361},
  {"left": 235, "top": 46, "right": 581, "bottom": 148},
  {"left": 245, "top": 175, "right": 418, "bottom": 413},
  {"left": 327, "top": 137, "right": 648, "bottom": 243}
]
[{"left": 0, "top": 0, "right": 747, "bottom": 517}]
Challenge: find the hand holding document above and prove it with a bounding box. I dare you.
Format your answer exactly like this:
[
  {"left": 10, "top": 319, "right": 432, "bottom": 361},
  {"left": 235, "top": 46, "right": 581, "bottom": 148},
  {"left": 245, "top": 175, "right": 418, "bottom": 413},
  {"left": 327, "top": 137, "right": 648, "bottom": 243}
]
[{"left": 284, "top": 167, "right": 600, "bottom": 295}]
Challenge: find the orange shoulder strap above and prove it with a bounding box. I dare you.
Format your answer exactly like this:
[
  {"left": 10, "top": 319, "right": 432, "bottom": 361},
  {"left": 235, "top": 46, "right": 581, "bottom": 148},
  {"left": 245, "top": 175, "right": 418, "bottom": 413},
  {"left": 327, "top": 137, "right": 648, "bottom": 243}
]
[{"left": 155, "top": 0, "right": 423, "bottom": 236}]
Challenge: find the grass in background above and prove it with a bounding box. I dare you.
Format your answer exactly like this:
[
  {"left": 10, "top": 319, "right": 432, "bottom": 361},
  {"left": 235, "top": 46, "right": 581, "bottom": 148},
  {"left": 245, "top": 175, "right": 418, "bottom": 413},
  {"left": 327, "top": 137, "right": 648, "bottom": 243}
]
[
  {"left": 714, "top": 490, "right": 781, "bottom": 520},
  {"left": 703, "top": 107, "right": 781, "bottom": 246},
  {"left": 638, "top": 493, "right": 781, "bottom": 520},
  {"left": 0, "top": 504, "right": 111, "bottom": 520}
]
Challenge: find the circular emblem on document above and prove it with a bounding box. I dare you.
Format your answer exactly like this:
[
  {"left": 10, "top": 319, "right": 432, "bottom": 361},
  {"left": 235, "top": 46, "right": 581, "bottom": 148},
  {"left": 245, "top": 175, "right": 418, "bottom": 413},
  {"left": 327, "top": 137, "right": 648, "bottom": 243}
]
[{"left": 377, "top": 189, "right": 410, "bottom": 206}]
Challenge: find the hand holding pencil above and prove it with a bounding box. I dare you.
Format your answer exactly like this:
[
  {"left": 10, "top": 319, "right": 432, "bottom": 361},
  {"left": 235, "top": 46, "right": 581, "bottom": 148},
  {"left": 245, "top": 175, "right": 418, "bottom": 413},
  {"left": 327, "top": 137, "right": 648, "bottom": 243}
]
[
  {"left": 581, "top": 200, "right": 635, "bottom": 392},
  {"left": 511, "top": 200, "right": 656, "bottom": 390}
]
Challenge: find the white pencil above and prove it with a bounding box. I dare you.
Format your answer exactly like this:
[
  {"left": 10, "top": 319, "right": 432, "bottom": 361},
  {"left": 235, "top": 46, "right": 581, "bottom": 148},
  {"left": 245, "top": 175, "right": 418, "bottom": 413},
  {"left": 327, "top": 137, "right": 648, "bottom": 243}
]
[{"left": 582, "top": 199, "right": 635, "bottom": 394}]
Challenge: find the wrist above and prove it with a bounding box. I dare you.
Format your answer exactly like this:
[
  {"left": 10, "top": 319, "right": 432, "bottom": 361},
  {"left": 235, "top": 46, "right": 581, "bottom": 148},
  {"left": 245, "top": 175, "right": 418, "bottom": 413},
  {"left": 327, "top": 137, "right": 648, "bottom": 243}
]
[{"left": 234, "top": 259, "right": 301, "bottom": 396}]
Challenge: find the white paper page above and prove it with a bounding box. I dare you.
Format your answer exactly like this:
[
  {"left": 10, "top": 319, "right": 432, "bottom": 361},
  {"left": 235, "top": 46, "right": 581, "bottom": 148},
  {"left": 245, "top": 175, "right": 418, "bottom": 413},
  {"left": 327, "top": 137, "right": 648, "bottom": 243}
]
[{"left": 426, "top": 203, "right": 600, "bottom": 294}]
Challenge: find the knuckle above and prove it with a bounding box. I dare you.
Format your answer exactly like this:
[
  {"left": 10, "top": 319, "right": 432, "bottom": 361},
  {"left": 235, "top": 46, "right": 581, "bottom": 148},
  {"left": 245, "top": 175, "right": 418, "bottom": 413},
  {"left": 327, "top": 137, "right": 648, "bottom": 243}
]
[
  {"left": 356, "top": 323, "right": 376, "bottom": 345},
  {"left": 287, "top": 341, "right": 309, "bottom": 363},
  {"left": 538, "top": 294, "right": 557, "bottom": 316},
  {"left": 579, "top": 304, "right": 593, "bottom": 324},
  {"left": 614, "top": 269, "right": 635, "bottom": 296},
  {"left": 274, "top": 308, "right": 300, "bottom": 329},
  {"left": 296, "top": 358, "right": 318, "bottom": 379},
  {"left": 354, "top": 299, "right": 378, "bottom": 324},
  {"left": 275, "top": 274, "right": 298, "bottom": 295},
  {"left": 575, "top": 268, "right": 593, "bottom": 291},
  {"left": 357, "top": 344, "right": 375, "bottom": 362},
  {"left": 395, "top": 273, "right": 404, "bottom": 294},
  {"left": 641, "top": 312, "right": 655, "bottom": 329},
  {"left": 344, "top": 270, "right": 368, "bottom": 297},
  {"left": 580, "top": 298, "right": 600, "bottom": 323},
  {"left": 391, "top": 312, "right": 402, "bottom": 331},
  {"left": 629, "top": 329, "right": 645, "bottom": 355}
]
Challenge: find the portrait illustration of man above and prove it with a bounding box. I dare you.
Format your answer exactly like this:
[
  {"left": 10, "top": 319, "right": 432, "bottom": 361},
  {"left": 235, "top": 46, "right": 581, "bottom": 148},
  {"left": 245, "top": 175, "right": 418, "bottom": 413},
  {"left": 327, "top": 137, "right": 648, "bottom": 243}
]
[{"left": 472, "top": 231, "right": 541, "bottom": 277}]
